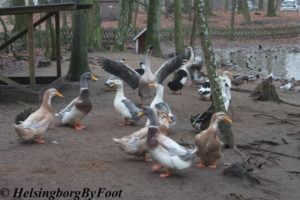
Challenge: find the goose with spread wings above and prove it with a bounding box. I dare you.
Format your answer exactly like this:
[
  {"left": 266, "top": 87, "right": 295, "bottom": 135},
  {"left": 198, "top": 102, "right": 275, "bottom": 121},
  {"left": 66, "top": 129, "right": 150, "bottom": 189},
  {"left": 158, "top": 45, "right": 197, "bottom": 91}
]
[{"left": 98, "top": 46, "right": 184, "bottom": 105}]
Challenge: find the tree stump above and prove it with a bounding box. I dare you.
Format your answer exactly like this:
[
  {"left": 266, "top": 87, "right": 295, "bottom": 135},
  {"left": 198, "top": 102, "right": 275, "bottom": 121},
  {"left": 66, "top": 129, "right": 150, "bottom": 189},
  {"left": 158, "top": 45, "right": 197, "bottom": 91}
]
[{"left": 251, "top": 77, "right": 280, "bottom": 102}]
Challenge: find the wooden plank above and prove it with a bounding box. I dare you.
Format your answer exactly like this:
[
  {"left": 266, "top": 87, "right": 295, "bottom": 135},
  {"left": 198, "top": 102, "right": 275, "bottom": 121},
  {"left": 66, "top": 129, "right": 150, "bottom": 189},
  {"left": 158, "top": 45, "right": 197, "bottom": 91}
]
[
  {"left": 0, "top": 12, "right": 54, "bottom": 51},
  {"left": 27, "top": 13, "right": 35, "bottom": 90},
  {"left": 55, "top": 12, "right": 61, "bottom": 77},
  {"left": 0, "top": 3, "right": 77, "bottom": 15},
  {"left": 0, "top": 74, "right": 35, "bottom": 94}
]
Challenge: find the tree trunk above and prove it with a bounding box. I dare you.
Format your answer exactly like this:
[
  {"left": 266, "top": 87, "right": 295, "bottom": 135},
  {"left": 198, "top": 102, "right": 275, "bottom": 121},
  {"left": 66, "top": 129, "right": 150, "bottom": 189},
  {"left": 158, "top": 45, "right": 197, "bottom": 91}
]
[
  {"left": 87, "top": 0, "right": 103, "bottom": 51},
  {"left": 190, "top": 0, "right": 200, "bottom": 48},
  {"left": 133, "top": 2, "right": 139, "bottom": 28},
  {"left": 127, "top": 0, "right": 133, "bottom": 29},
  {"left": 197, "top": 0, "right": 235, "bottom": 148},
  {"left": 165, "top": 0, "right": 170, "bottom": 18},
  {"left": 145, "top": 0, "right": 162, "bottom": 56},
  {"left": 251, "top": 78, "right": 280, "bottom": 101},
  {"left": 224, "top": 0, "right": 229, "bottom": 10},
  {"left": 205, "top": 0, "right": 212, "bottom": 15},
  {"left": 241, "top": 0, "right": 251, "bottom": 25},
  {"left": 114, "top": 0, "right": 129, "bottom": 51},
  {"left": 258, "top": 0, "right": 264, "bottom": 10},
  {"left": 67, "top": 0, "right": 90, "bottom": 81},
  {"left": 11, "top": 0, "right": 27, "bottom": 47},
  {"left": 62, "top": 11, "right": 69, "bottom": 44},
  {"left": 187, "top": 0, "right": 193, "bottom": 21},
  {"left": 174, "top": 0, "right": 184, "bottom": 56},
  {"left": 237, "top": 0, "right": 243, "bottom": 13},
  {"left": 230, "top": 0, "right": 236, "bottom": 40},
  {"left": 0, "top": 17, "right": 10, "bottom": 53},
  {"left": 267, "top": 0, "right": 277, "bottom": 16}
]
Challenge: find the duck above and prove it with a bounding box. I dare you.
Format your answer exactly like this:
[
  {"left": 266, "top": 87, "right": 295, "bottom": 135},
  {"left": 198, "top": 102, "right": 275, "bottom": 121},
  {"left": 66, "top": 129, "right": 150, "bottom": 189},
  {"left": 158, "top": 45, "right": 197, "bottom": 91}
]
[
  {"left": 149, "top": 82, "right": 177, "bottom": 125},
  {"left": 190, "top": 103, "right": 214, "bottom": 132},
  {"left": 99, "top": 46, "right": 184, "bottom": 105},
  {"left": 247, "top": 74, "right": 260, "bottom": 83},
  {"left": 184, "top": 46, "right": 204, "bottom": 86},
  {"left": 167, "top": 60, "right": 189, "bottom": 95},
  {"left": 112, "top": 109, "right": 172, "bottom": 162},
  {"left": 198, "top": 80, "right": 211, "bottom": 101},
  {"left": 220, "top": 81, "right": 231, "bottom": 112},
  {"left": 280, "top": 82, "right": 292, "bottom": 90},
  {"left": 109, "top": 79, "right": 143, "bottom": 126},
  {"left": 13, "top": 88, "right": 63, "bottom": 143},
  {"left": 194, "top": 112, "right": 232, "bottom": 168},
  {"left": 55, "top": 72, "right": 97, "bottom": 130},
  {"left": 139, "top": 106, "right": 198, "bottom": 178},
  {"left": 231, "top": 77, "right": 246, "bottom": 88},
  {"left": 218, "top": 70, "right": 233, "bottom": 89}
]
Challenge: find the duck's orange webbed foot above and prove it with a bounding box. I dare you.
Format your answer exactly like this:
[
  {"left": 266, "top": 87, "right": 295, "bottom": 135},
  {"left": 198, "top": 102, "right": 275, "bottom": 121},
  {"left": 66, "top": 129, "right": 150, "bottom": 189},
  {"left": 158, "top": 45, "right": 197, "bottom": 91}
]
[
  {"left": 179, "top": 89, "right": 182, "bottom": 95},
  {"left": 152, "top": 164, "right": 163, "bottom": 171},
  {"left": 118, "top": 120, "right": 127, "bottom": 126},
  {"left": 208, "top": 161, "right": 217, "bottom": 169},
  {"left": 196, "top": 161, "right": 205, "bottom": 167},
  {"left": 160, "top": 169, "right": 171, "bottom": 178},
  {"left": 75, "top": 122, "right": 85, "bottom": 130},
  {"left": 143, "top": 155, "right": 153, "bottom": 162},
  {"left": 36, "top": 138, "right": 46, "bottom": 144}
]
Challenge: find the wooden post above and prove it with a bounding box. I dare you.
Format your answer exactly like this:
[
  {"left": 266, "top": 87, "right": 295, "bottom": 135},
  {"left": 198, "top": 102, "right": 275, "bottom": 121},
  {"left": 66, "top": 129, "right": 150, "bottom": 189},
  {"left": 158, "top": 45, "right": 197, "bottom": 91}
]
[
  {"left": 27, "top": 13, "right": 35, "bottom": 90},
  {"left": 55, "top": 12, "right": 61, "bottom": 77}
]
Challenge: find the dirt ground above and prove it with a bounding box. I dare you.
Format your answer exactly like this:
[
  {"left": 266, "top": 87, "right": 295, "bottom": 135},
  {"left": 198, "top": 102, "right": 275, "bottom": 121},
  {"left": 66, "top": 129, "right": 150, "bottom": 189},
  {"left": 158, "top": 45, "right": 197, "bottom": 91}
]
[{"left": 0, "top": 43, "right": 300, "bottom": 200}]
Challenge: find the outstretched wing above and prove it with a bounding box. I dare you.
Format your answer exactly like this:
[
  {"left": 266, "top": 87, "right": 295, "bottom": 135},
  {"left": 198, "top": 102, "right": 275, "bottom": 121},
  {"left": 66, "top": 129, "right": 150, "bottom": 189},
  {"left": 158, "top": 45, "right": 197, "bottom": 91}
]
[
  {"left": 155, "top": 56, "right": 185, "bottom": 84},
  {"left": 98, "top": 58, "right": 141, "bottom": 89}
]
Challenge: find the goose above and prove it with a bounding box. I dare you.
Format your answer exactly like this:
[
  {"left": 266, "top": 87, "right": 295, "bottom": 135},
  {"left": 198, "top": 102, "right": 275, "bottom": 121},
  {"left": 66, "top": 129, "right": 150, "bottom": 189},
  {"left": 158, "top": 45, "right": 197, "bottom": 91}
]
[
  {"left": 218, "top": 70, "right": 233, "bottom": 89},
  {"left": 195, "top": 112, "right": 232, "bottom": 168},
  {"left": 113, "top": 109, "right": 172, "bottom": 162},
  {"left": 98, "top": 46, "right": 184, "bottom": 105},
  {"left": 149, "top": 82, "right": 177, "bottom": 125},
  {"left": 138, "top": 106, "right": 197, "bottom": 178},
  {"left": 109, "top": 79, "right": 142, "bottom": 126},
  {"left": 184, "top": 46, "right": 204, "bottom": 86},
  {"left": 221, "top": 81, "right": 231, "bottom": 112},
  {"left": 55, "top": 72, "right": 97, "bottom": 130},
  {"left": 167, "top": 60, "right": 189, "bottom": 95},
  {"left": 13, "top": 88, "right": 63, "bottom": 143},
  {"left": 280, "top": 82, "right": 292, "bottom": 90}
]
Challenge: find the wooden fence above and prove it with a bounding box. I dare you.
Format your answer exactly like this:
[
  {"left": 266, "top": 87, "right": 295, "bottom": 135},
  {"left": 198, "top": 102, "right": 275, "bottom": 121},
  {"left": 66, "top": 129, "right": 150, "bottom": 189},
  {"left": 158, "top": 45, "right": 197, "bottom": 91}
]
[{"left": 1, "top": 25, "right": 300, "bottom": 50}]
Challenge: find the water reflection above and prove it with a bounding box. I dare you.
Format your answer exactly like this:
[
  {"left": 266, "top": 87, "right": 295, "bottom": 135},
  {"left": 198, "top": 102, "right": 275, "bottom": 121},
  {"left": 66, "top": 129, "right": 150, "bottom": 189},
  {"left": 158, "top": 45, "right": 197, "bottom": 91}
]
[{"left": 216, "top": 50, "right": 300, "bottom": 80}]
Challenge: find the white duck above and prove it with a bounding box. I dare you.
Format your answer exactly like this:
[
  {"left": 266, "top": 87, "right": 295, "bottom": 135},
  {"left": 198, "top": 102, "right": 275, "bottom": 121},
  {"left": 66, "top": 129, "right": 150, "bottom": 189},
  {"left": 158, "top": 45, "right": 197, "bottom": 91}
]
[
  {"left": 14, "top": 88, "right": 63, "bottom": 143},
  {"left": 113, "top": 109, "right": 172, "bottom": 162},
  {"left": 138, "top": 106, "right": 197, "bottom": 178},
  {"left": 55, "top": 72, "right": 97, "bottom": 130},
  {"left": 110, "top": 79, "right": 142, "bottom": 126},
  {"left": 149, "top": 82, "right": 177, "bottom": 125}
]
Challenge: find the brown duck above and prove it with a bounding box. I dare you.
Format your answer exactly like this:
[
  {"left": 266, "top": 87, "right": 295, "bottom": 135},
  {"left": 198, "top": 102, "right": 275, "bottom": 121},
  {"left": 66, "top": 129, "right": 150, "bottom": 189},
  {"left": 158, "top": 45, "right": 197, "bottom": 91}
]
[
  {"left": 194, "top": 112, "right": 232, "bottom": 168},
  {"left": 13, "top": 88, "right": 63, "bottom": 143}
]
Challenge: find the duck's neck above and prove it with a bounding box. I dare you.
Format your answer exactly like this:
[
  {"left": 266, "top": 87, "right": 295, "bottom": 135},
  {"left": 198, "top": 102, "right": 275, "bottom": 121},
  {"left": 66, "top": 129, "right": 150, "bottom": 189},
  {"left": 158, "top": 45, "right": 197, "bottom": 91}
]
[
  {"left": 116, "top": 85, "right": 125, "bottom": 99},
  {"left": 145, "top": 50, "right": 152, "bottom": 73},
  {"left": 147, "top": 109, "right": 159, "bottom": 127},
  {"left": 80, "top": 76, "right": 89, "bottom": 90},
  {"left": 79, "top": 88, "right": 90, "bottom": 99},
  {"left": 208, "top": 115, "right": 219, "bottom": 133},
  {"left": 153, "top": 84, "right": 164, "bottom": 102},
  {"left": 188, "top": 46, "right": 195, "bottom": 61},
  {"left": 41, "top": 92, "right": 53, "bottom": 111}
]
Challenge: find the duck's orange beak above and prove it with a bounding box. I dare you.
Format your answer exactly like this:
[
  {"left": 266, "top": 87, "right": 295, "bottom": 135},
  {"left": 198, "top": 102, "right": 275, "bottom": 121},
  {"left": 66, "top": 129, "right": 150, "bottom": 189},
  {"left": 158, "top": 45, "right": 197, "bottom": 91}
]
[
  {"left": 148, "top": 83, "right": 155, "bottom": 87},
  {"left": 109, "top": 83, "right": 116, "bottom": 87},
  {"left": 228, "top": 72, "right": 234, "bottom": 76},
  {"left": 224, "top": 115, "right": 232, "bottom": 123},
  {"left": 56, "top": 91, "right": 64, "bottom": 98},
  {"left": 217, "top": 69, "right": 222, "bottom": 73},
  {"left": 138, "top": 111, "right": 144, "bottom": 117},
  {"left": 166, "top": 115, "right": 172, "bottom": 123},
  {"left": 91, "top": 75, "right": 98, "bottom": 81}
]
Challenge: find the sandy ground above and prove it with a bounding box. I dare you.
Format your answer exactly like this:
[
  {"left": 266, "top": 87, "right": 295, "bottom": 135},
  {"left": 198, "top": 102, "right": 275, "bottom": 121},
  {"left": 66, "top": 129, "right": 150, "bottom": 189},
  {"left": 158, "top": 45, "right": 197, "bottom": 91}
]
[{"left": 0, "top": 46, "right": 300, "bottom": 200}]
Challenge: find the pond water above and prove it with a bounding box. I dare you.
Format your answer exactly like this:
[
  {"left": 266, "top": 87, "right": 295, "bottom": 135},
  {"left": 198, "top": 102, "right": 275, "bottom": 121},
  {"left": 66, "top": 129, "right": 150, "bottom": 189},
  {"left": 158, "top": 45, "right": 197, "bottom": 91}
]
[{"left": 215, "top": 47, "right": 300, "bottom": 80}]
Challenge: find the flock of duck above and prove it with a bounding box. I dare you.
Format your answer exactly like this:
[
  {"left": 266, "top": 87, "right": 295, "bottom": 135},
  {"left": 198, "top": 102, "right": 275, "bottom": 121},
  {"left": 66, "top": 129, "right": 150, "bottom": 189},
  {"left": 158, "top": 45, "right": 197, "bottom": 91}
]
[{"left": 13, "top": 45, "right": 238, "bottom": 178}]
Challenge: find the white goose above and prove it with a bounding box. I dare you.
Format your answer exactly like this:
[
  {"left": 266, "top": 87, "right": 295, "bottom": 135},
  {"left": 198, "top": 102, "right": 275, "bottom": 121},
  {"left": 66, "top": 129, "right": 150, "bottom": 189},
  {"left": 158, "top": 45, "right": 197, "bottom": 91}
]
[{"left": 99, "top": 46, "right": 184, "bottom": 105}]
